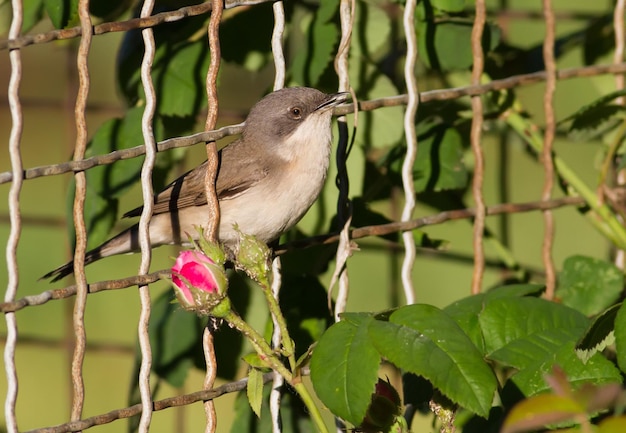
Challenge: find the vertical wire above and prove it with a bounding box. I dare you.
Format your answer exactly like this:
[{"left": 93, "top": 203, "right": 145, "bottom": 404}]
[
  {"left": 203, "top": 1, "right": 223, "bottom": 431},
  {"left": 270, "top": 3, "right": 286, "bottom": 432},
  {"left": 329, "top": 0, "right": 355, "bottom": 325},
  {"left": 541, "top": 0, "right": 557, "bottom": 299},
  {"left": 4, "top": 1, "right": 24, "bottom": 431},
  {"left": 137, "top": 0, "right": 158, "bottom": 430},
  {"left": 70, "top": 0, "right": 93, "bottom": 422},
  {"left": 615, "top": 0, "right": 625, "bottom": 106},
  {"left": 269, "top": 257, "right": 283, "bottom": 433},
  {"left": 272, "top": 2, "right": 286, "bottom": 90},
  {"left": 469, "top": 0, "right": 486, "bottom": 295},
  {"left": 613, "top": 0, "right": 626, "bottom": 269},
  {"left": 400, "top": 0, "right": 418, "bottom": 304}
]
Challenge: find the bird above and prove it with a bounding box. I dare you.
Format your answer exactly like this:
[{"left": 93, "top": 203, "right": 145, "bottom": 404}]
[{"left": 43, "top": 87, "right": 348, "bottom": 282}]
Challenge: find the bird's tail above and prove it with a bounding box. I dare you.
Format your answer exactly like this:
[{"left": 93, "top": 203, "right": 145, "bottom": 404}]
[{"left": 41, "top": 225, "right": 139, "bottom": 282}]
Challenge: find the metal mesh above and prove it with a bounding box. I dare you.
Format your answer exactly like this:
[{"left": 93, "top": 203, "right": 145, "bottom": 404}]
[{"left": 2, "top": 0, "right": 625, "bottom": 432}]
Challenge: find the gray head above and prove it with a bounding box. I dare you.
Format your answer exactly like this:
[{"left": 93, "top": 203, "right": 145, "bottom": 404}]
[{"left": 242, "top": 87, "right": 348, "bottom": 147}]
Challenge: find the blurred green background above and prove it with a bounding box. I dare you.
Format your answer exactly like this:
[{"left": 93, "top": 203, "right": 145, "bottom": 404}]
[{"left": 0, "top": 0, "right": 621, "bottom": 431}]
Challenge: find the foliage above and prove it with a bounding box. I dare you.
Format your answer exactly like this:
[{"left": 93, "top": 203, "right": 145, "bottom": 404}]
[{"left": 10, "top": 0, "right": 626, "bottom": 432}]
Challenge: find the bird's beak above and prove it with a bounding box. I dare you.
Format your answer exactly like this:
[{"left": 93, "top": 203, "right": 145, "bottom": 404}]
[{"left": 315, "top": 92, "right": 350, "bottom": 111}]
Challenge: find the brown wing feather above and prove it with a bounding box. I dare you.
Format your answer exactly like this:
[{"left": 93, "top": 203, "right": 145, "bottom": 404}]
[{"left": 123, "top": 139, "right": 269, "bottom": 218}]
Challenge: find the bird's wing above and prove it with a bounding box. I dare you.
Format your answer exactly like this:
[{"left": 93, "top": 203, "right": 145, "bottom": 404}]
[{"left": 123, "top": 142, "right": 270, "bottom": 218}]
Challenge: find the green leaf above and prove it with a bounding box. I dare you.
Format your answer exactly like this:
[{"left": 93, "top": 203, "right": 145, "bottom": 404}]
[
  {"left": 247, "top": 368, "right": 264, "bottom": 418},
  {"left": 509, "top": 341, "right": 621, "bottom": 397},
  {"left": 561, "top": 89, "right": 626, "bottom": 141},
  {"left": 118, "top": 20, "right": 210, "bottom": 114},
  {"left": 598, "top": 416, "right": 626, "bottom": 433},
  {"left": 418, "top": 19, "right": 500, "bottom": 71},
  {"left": 369, "top": 304, "right": 497, "bottom": 418},
  {"left": 155, "top": 41, "right": 211, "bottom": 117},
  {"left": 85, "top": 107, "right": 147, "bottom": 199},
  {"left": 556, "top": 255, "right": 623, "bottom": 316},
  {"left": 480, "top": 297, "right": 621, "bottom": 396},
  {"left": 22, "top": 0, "right": 45, "bottom": 33},
  {"left": 43, "top": 0, "right": 78, "bottom": 28},
  {"left": 501, "top": 393, "right": 585, "bottom": 433},
  {"left": 310, "top": 314, "right": 380, "bottom": 425},
  {"left": 413, "top": 125, "right": 469, "bottom": 193},
  {"left": 583, "top": 16, "right": 617, "bottom": 66},
  {"left": 290, "top": 0, "right": 339, "bottom": 86},
  {"left": 444, "top": 284, "right": 545, "bottom": 353},
  {"left": 148, "top": 291, "right": 202, "bottom": 387},
  {"left": 89, "top": 0, "right": 130, "bottom": 20},
  {"left": 350, "top": 69, "right": 404, "bottom": 150},
  {"left": 576, "top": 303, "right": 621, "bottom": 363},
  {"left": 279, "top": 275, "right": 333, "bottom": 360},
  {"left": 350, "top": 0, "right": 391, "bottom": 59},
  {"left": 231, "top": 386, "right": 315, "bottom": 433},
  {"left": 430, "top": 0, "right": 466, "bottom": 13},
  {"left": 220, "top": 3, "right": 274, "bottom": 71},
  {"left": 479, "top": 297, "right": 589, "bottom": 355},
  {"left": 614, "top": 303, "right": 626, "bottom": 374}
]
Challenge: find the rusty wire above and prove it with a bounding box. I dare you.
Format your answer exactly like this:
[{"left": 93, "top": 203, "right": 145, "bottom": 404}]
[
  {"left": 136, "top": 0, "right": 158, "bottom": 429},
  {"left": 400, "top": 0, "right": 419, "bottom": 304},
  {"left": 4, "top": 62, "right": 626, "bottom": 187},
  {"left": 0, "top": 196, "right": 587, "bottom": 317},
  {"left": 202, "top": 0, "right": 224, "bottom": 430},
  {"left": 0, "top": 0, "right": 274, "bottom": 51},
  {"left": 469, "top": 0, "right": 486, "bottom": 295},
  {"left": 23, "top": 371, "right": 280, "bottom": 433},
  {"left": 270, "top": 2, "right": 286, "bottom": 431},
  {"left": 69, "top": 0, "right": 93, "bottom": 422},
  {"left": 615, "top": 0, "right": 626, "bottom": 105},
  {"left": 4, "top": 0, "right": 24, "bottom": 431},
  {"left": 614, "top": 0, "right": 626, "bottom": 269},
  {"left": 541, "top": 0, "right": 557, "bottom": 299}
]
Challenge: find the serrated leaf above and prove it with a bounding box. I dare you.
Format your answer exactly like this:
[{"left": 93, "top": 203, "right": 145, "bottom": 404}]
[
  {"left": 560, "top": 90, "right": 626, "bottom": 141},
  {"left": 480, "top": 297, "right": 589, "bottom": 355},
  {"left": 576, "top": 303, "right": 621, "bottom": 363},
  {"left": 480, "top": 297, "right": 621, "bottom": 396},
  {"left": 444, "top": 284, "right": 545, "bottom": 353},
  {"left": 556, "top": 255, "right": 623, "bottom": 316},
  {"left": 369, "top": 304, "right": 497, "bottom": 418},
  {"left": 501, "top": 393, "right": 585, "bottom": 433},
  {"left": 614, "top": 303, "right": 626, "bottom": 374},
  {"left": 561, "top": 89, "right": 626, "bottom": 124},
  {"left": 509, "top": 342, "right": 621, "bottom": 397},
  {"left": 247, "top": 368, "right": 264, "bottom": 418},
  {"left": 310, "top": 315, "right": 380, "bottom": 425}
]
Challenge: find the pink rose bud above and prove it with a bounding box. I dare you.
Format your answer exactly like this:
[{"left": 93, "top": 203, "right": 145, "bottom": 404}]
[
  {"left": 172, "top": 250, "right": 228, "bottom": 315},
  {"left": 359, "top": 378, "right": 402, "bottom": 433}
]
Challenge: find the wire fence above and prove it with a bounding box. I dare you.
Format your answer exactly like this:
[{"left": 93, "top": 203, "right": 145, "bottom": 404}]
[{"left": 2, "top": 0, "right": 626, "bottom": 432}]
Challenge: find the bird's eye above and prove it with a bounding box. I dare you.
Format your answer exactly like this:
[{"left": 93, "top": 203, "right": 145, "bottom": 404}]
[{"left": 290, "top": 107, "right": 302, "bottom": 119}]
